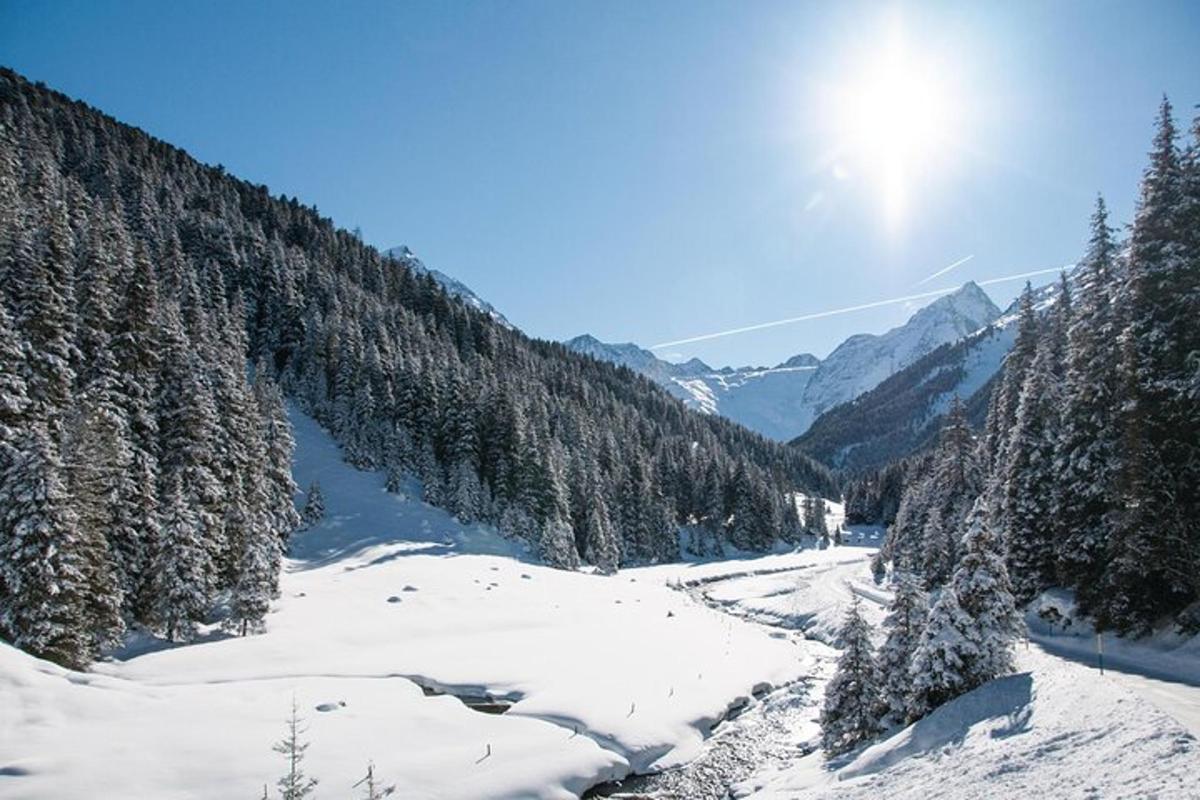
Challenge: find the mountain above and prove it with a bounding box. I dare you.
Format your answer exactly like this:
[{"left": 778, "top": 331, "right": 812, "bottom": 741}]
[
  {"left": 566, "top": 282, "right": 1001, "bottom": 441},
  {"left": 0, "top": 67, "right": 839, "bottom": 672},
  {"left": 794, "top": 280, "right": 1065, "bottom": 472},
  {"left": 384, "top": 245, "right": 512, "bottom": 327}
]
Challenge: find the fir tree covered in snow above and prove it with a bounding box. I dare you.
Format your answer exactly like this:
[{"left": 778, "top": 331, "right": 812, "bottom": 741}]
[
  {"left": 300, "top": 480, "right": 325, "bottom": 529},
  {"left": 875, "top": 571, "right": 928, "bottom": 725},
  {"left": 820, "top": 598, "right": 882, "bottom": 755}
]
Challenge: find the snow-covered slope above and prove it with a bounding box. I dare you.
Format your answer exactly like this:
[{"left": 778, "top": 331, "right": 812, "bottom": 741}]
[
  {"left": 0, "top": 407, "right": 808, "bottom": 799},
  {"left": 796, "top": 279, "right": 1064, "bottom": 471},
  {"left": 743, "top": 647, "right": 1198, "bottom": 799},
  {"left": 567, "top": 283, "right": 1000, "bottom": 442},
  {"left": 386, "top": 245, "right": 512, "bottom": 327}
]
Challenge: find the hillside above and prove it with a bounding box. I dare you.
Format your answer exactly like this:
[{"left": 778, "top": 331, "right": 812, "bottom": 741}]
[{"left": 0, "top": 66, "right": 834, "bottom": 673}]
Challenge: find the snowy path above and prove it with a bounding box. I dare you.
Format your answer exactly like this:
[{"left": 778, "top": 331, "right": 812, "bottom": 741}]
[{"left": 1028, "top": 636, "right": 1200, "bottom": 738}]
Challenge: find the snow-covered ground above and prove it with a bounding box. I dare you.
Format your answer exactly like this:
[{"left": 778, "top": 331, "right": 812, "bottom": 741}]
[
  {"left": 0, "top": 408, "right": 812, "bottom": 799},
  {"left": 691, "top": 559, "right": 1200, "bottom": 800},
  {"left": 741, "top": 645, "right": 1199, "bottom": 800},
  {"left": 3, "top": 406, "right": 1197, "bottom": 799}
]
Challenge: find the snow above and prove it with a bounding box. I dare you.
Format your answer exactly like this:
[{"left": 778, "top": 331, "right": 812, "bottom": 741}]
[
  {"left": 742, "top": 648, "right": 1198, "bottom": 800},
  {"left": 0, "top": 406, "right": 808, "bottom": 798},
  {"left": 4, "top": 403, "right": 1196, "bottom": 799},
  {"left": 729, "top": 565, "right": 1200, "bottom": 800}
]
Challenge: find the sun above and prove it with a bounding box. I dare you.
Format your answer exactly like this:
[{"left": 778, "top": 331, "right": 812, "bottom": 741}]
[{"left": 831, "top": 23, "right": 958, "bottom": 228}]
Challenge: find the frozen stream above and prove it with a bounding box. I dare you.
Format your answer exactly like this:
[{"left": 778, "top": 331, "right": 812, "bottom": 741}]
[{"left": 586, "top": 562, "right": 851, "bottom": 799}]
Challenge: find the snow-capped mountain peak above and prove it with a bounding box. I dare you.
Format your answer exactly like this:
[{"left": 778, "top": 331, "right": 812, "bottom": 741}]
[
  {"left": 385, "top": 245, "right": 512, "bottom": 328},
  {"left": 565, "top": 282, "right": 1002, "bottom": 441}
]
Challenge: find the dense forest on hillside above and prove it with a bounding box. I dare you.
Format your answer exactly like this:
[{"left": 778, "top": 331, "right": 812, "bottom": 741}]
[
  {"left": 794, "top": 323, "right": 1014, "bottom": 472},
  {"left": 819, "top": 100, "right": 1199, "bottom": 759},
  {"left": 878, "top": 99, "right": 1200, "bottom": 636},
  {"left": 0, "top": 68, "right": 834, "bottom": 668}
]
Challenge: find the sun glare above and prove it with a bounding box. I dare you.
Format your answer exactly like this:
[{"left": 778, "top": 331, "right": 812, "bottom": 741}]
[{"left": 832, "top": 23, "right": 958, "bottom": 229}]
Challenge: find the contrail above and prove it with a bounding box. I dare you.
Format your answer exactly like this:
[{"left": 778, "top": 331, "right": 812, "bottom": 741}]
[
  {"left": 648, "top": 264, "right": 1071, "bottom": 350},
  {"left": 914, "top": 254, "right": 974, "bottom": 286}
]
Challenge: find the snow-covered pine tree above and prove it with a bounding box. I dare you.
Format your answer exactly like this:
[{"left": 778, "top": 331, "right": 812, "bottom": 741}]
[
  {"left": 254, "top": 366, "right": 301, "bottom": 543},
  {"left": 0, "top": 304, "right": 30, "bottom": 618},
  {"left": 906, "top": 586, "right": 979, "bottom": 721},
  {"left": 875, "top": 570, "right": 928, "bottom": 726},
  {"left": 0, "top": 420, "right": 94, "bottom": 668},
  {"left": 151, "top": 475, "right": 210, "bottom": 642},
  {"left": 157, "top": 302, "right": 225, "bottom": 599},
  {"left": 1101, "top": 98, "right": 1198, "bottom": 631},
  {"left": 63, "top": 394, "right": 128, "bottom": 654},
  {"left": 300, "top": 480, "right": 325, "bottom": 528},
  {"left": 1002, "top": 312, "right": 1066, "bottom": 603},
  {"left": 581, "top": 494, "right": 619, "bottom": 574},
  {"left": 820, "top": 598, "right": 882, "bottom": 755},
  {"left": 109, "top": 240, "right": 163, "bottom": 624},
  {"left": 354, "top": 762, "right": 395, "bottom": 799},
  {"left": 981, "top": 283, "right": 1039, "bottom": 474},
  {"left": 1055, "top": 196, "right": 1121, "bottom": 600},
  {"left": 920, "top": 506, "right": 952, "bottom": 587},
  {"left": 952, "top": 498, "right": 1024, "bottom": 681},
  {"left": 227, "top": 471, "right": 281, "bottom": 636}
]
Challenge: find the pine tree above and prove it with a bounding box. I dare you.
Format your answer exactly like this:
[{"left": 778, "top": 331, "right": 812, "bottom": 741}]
[
  {"left": 875, "top": 571, "right": 927, "bottom": 726},
  {"left": 227, "top": 467, "right": 281, "bottom": 636},
  {"left": 111, "top": 240, "right": 162, "bottom": 623},
  {"left": 1055, "top": 196, "right": 1120, "bottom": 597},
  {"left": 64, "top": 395, "right": 128, "bottom": 653},
  {"left": 952, "top": 499, "right": 1024, "bottom": 682},
  {"left": 300, "top": 480, "right": 325, "bottom": 528},
  {"left": 1101, "top": 97, "right": 1198, "bottom": 630},
  {"left": 158, "top": 302, "right": 225, "bottom": 599},
  {"left": 152, "top": 475, "right": 210, "bottom": 642},
  {"left": 0, "top": 305, "right": 31, "bottom": 625},
  {"left": 582, "top": 496, "right": 619, "bottom": 574},
  {"left": 16, "top": 193, "right": 77, "bottom": 442},
  {"left": 820, "top": 598, "right": 882, "bottom": 755},
  {"left": 906, "top": 587, "right": 979, "bottom": 721},
  {"left": 273, "top": 697, "right": 318, "bottom": 800},
  {"left": 0, "top": 421, "right": 94, "bottom": 668},
  {"left": 354, "top": 762, "right": 395, "bottom": 799},
  {"left": 1002, "top": 331, "right": 1063, "bottom": 603},
  {"left": 255, "top": 367, "right": 301, "bottom": 543}
]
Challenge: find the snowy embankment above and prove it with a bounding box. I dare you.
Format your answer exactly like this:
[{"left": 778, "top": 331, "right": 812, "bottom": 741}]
[
  {"left": 741, "top": 647, "right": 1198, "bottom": 799},
  {"left": 696, "top": 558, "right": 1200, "bottom": 799},
  {"left": 0, "top": 407, "right": 809, "bottom": 799}
]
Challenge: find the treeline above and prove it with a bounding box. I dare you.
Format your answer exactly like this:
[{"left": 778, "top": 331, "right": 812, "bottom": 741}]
[
  {"left": 0, "top": 69, "right": 834, "bottom": 667},
  {"left": 822, "top": 96, "right": 1200, "bottom": 759},
  {"left": 0, "top": 133, "right": 298, "bottom": 668},
  {"left": 885, "top": 97, "right": 1199, "bottom": 633}
]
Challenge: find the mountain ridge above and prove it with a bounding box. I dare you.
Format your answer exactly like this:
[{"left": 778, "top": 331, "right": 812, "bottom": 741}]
[{"left": 566, "top": 281, "right": 1001, "bottom": 441}]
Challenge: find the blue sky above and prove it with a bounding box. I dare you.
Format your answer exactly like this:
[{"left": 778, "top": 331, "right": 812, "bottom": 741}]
[{"left": 3, "top": 1, "right": 1198, "bottom": 366}]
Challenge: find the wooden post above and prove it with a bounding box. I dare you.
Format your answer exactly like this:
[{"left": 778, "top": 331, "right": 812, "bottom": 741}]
[{"left": 1096, "top": 632, "right": 1105, "bottom": 675}]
